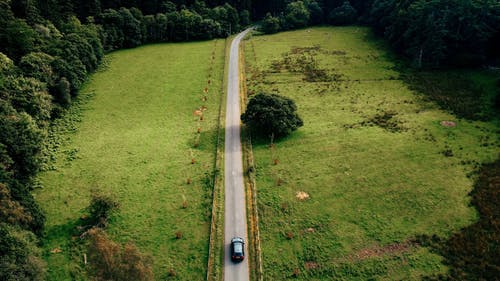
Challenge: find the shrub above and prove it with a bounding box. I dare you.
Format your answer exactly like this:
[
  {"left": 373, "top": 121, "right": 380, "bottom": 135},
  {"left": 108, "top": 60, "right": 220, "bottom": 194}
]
[
  {"left": 0, "top": 223, "right": 46, "bottom": 281},
  {"left": 87, "top": 191, "right": 119, "bottom": 227},
  {"left": 87, "top": 228, "right": 154, "bottom": 281}
]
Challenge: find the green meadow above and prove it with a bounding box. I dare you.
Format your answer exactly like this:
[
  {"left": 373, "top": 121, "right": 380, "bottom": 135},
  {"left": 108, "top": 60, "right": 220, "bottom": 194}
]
[
  {"left": 35, "top": 40, "right": 226, "bottom": 280},
  {"left": 242, "top": 27, "right": 499, "bottom": 280}
]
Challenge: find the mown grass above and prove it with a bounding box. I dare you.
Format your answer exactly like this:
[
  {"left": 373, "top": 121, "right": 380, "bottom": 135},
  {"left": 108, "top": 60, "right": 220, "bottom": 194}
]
[
  {"left": 242, "top": 26, "right": 499, "bottom": 280},
  {"left": 35, "top": 39, "right": 226, "bottom": 280}
]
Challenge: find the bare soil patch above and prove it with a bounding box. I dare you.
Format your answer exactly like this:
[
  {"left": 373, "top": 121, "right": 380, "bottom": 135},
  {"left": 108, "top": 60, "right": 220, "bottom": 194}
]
[
  {"left": 351, "top": 241, "right": 415, "bottom": 260},
  {"left": 295, "top": 191, "right": 310, "bottom": 200},
  {"left": 440, "top": 120, "right": 456, "bottom": 127},
  {"left": 305, "top": 261, "right": 319, "bottom": 270}
]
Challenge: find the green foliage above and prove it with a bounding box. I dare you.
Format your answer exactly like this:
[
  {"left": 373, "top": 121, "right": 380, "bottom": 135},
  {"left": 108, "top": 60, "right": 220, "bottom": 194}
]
[
  {"left": 284, "top": 1, "right": 310, "bottom": 29},
  {"left": 119, "top": 7, "right": 143, "bottom": 48},
  {"left": 239, "top": 9, "right": 250, "bottom": 26},
  {"left": 0, "top": 76, "right": 52, "bottom": 125},
  {"left": 87, "top": 191, "right": 119, "bottom": 227},
  {"left": 241, "top": 93, "right": 303, "bottom": 138},
  {"left": 260, "top": 13, "right": 281, "bottom": 34},
  {"left": 369, "top": 0, "right": 500, "bottom": 67},
  {"left": 328, "top": 1, "right": 358, "bottom": 25},
  {"left": 0, "top": 223, "right": 46, "bottom": 281},
  {"left": 0, "top": 18, "right": 37, "bottom": 61},
  {"left": 19, "top": 52, "right": 55, "bottom": 85},
  {"left": 0, "top": 183, "right": 32, "bottom": 227},
  {"left": 0, "top": 101, "right": 44, "bottom": 180},
  {"left": 306, "top": 0, "right": 323, "bottom": 25},
  {"left": 0, "top": 52, "right": 15, "bottom": 74},
  {"left": 55, "top": 77, "right": 71, "bottom": 107}
]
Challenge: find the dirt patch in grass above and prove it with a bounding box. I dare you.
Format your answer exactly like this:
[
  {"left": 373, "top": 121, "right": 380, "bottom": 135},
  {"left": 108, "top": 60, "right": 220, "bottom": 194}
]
[
  {"left": 351, "top": 241, "right": 416, "bottom": 261},
  {"left": 345, "top": 110, "right": 407, "bottom": 133},
  {"left": 305, "top": 261, "right": 320, "bottom": 270},
  {"left": 295, "top": 191, "right": 310, "bottom": 200},
  {"left": 417, "top": 159, "right": 500, "bottom": 280},
  {"left": 270, "top": 46, "right": 344, "bottom": 85},
  {"left": 440, "top": 121, "right": 456, "bottom": 127}
]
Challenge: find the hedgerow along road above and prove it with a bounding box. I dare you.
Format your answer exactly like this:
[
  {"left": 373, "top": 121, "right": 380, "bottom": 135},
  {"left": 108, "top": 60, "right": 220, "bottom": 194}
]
[{"left": 224, "top": 28, "right": 253, "bottom": 281}]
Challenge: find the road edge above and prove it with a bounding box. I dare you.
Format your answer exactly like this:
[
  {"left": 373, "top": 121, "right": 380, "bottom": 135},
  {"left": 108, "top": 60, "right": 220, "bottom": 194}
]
[
  {"left": 240, "top": 32, "right": 264, "bottom": 281},
  {"left": 206, "top": 37, "right": 231, "bottom": 281}
]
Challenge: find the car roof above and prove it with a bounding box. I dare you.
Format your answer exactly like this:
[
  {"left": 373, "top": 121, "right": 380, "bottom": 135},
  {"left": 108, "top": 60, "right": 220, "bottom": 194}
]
[{"left": 231, "top": 237, "right": 244, "bottom": 243}]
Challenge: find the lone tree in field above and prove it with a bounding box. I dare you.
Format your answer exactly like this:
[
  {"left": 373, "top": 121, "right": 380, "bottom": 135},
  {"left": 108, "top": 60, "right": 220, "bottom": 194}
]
[{"left": 241, "top": 93, "right": 303, "bottom": 138}]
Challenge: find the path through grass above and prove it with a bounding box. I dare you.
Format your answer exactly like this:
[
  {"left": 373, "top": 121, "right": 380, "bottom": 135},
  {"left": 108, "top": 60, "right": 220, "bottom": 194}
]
[
  {"left": 36, "top": 40, "right": 226, "bottom": 280},
  {"left": 242, "top": 27, "right": 499, "bottom": 280}
]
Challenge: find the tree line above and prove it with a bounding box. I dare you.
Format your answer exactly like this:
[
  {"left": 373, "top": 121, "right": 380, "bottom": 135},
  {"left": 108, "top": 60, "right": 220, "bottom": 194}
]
[{"left": 260, "top": 0, "right": 499, "bottom": 68}]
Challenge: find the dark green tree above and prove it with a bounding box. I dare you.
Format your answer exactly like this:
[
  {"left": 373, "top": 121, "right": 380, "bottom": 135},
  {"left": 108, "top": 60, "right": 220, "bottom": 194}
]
[
  {"left": 241, "top": 93, "right": 303, "bottom": 138},
  {"left": 0, "top": 76, "right": 52, "bottom": 125},
  {"left": 306, "top": 0, "right": 323, "bottom": 25},
  {"left": 19, "top": 52, "right": 55, "bottom": 85},
  {"left": 0, "top": 18, "right": 37, "bottom": 61},
  {"left": 0, "top": 223, "right": 46, "bottom": 281},
  {"left": 328, "top": 1, "right": 357, "bottom": 25},
  {"left": 260, "top": 13, "right": 281, "bottom": 34},
  {"left": 239, "top": 9, "right": 250, "bottom": 26},
  {"left": 284, "top": 1, "right": 310, "bottom": 29}
]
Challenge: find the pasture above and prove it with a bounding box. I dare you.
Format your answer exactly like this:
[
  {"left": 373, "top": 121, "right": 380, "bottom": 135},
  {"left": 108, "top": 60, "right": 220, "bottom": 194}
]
[
  {"left": 36, "top": 39, "right": 226, "bottom": 280},
  {"left": 242, "top": 27, "right": 499, "bottom": 280}
]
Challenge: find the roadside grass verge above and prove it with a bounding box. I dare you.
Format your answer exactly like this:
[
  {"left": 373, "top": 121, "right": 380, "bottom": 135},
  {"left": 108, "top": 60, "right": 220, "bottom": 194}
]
[
  {"left": 206, "top": 36, "right": 229, "bottom": 281},
  {"left": 35, "top": 40, "right": 226, "bottom": 280},
  {"left": 242, "top": 26, "right": 499, "bottom": 280}
]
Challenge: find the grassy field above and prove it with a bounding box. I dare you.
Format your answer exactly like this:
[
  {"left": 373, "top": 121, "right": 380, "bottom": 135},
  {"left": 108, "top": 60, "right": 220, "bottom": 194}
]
[
  {"left": 35, "top": 39, "right": 226, "bottom": 280},
  {"left": 242, "top": 27, "right": 499, "bottom": 280}
]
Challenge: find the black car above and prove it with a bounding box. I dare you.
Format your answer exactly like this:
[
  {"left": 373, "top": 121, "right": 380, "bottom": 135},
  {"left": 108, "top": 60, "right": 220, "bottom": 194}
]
[{"left": 230, "top": 237, "right": 245, "bottom": 262}]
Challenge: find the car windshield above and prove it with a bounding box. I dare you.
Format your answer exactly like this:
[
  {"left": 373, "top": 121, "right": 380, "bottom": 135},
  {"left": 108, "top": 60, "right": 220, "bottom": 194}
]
[{"left": 234, "top": 242, "right": 243, "bottom": 253}]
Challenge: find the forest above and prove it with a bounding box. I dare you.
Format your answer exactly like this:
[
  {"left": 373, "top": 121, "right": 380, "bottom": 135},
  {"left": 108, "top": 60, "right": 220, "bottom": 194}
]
[{"left": 0, "top": 0, "right": 498, "bottom": 279}]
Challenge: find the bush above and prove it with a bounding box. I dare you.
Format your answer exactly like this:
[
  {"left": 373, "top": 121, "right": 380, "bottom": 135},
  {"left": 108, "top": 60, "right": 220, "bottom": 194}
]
[
  {"left": 87, "top": 191, "right": 119, "bottom": 227},
  {"left": 241, "top": 93, "right": 303, "bottom": 138},
  {"left": 0, "top": 223, "right": 46, "bottom": 281},
  {"left": 87, "top": 228, "right": 153, "bottom": 281}
]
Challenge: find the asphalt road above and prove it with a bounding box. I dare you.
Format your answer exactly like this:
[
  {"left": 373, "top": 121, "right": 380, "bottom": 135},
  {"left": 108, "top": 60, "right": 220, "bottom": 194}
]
[{"left": 224, "top": 28, "right": 253, "bottom": 281}]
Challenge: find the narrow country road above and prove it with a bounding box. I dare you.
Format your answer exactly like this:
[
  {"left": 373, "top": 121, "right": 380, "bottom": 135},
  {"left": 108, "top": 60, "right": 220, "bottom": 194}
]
[{"left": 224, "top": 28, "right": 253, "bottom": 281}]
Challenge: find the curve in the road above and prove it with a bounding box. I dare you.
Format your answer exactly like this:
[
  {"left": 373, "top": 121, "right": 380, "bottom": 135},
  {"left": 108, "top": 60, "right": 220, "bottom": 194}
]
[{"left": 224, "top": 28, "right": 253, "bottom": 281}]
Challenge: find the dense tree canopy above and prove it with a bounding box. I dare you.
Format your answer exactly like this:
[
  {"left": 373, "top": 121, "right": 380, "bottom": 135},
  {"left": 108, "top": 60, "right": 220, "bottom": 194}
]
[{"left": 241, "top": 93, "right": 303, "bottom": 138}]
